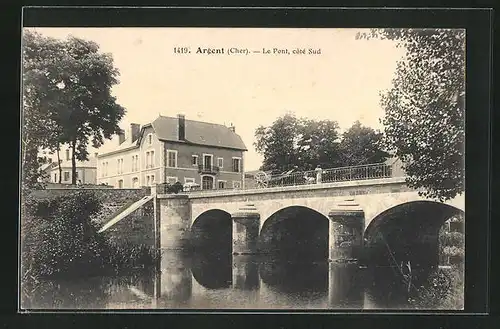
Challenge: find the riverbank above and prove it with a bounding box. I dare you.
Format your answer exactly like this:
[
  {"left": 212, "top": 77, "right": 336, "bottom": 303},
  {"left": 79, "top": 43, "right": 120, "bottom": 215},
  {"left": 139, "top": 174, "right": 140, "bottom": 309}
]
[{"left": 20, "top": 189, "right": 158, "bottom": 306}]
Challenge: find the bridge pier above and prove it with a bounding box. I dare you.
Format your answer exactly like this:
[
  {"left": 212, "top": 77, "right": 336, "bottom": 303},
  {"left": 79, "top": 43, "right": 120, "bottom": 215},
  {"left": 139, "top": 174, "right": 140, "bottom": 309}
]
[
  {"left": 328, "top": 199, "right": 365, "bottom": 262},
  {"left": 156, "top": 195, "right": 191, "bottom": 250},
  {"left": 231, "top": 203, "right": 261, "bottom": 255}
]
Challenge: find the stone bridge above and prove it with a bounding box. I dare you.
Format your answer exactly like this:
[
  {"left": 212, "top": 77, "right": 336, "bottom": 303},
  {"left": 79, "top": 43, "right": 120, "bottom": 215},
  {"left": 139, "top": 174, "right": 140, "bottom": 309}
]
[{"left": 152, "top": 175, "right": 464, "bottom": 267}]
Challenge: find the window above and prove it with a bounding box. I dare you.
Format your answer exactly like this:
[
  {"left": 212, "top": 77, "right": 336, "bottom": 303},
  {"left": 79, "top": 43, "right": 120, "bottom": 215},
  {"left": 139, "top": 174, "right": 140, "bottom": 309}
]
[
  {"left": 192, "top": 155, "right": 198, "bottom": 166},
  {"left": 54, "top": 173, "right": 57, "bottom": 182},
  {"left": 102, "top": 161, "right": 108, "bottom": 177},
  {"left": 217, "top": 157, "right": 224, "bottom": 168},
  {"left": 184, "top": 177, "right": 195, "bottom": 184},
  {"left": 203, "top": 154, "right": 213, "bottom": 169},
  {"left": 202, "top": 176, "right": 214, "bottom": 190},
  {"left": 63, "top": 171, "right": 70, "bottom": 181},
  {"left": 132, "top": 155, "right": 139, "bottom": 172},
  {"left": 148, "top": 134, "right": 153, "bottom": 145},
  {"left": 118, "top": 179, "right": 123, "bottom": 188},
  {"left": 117, "top": 158, "right": 124, "bottom": 174},
  {"left": 167, "top": 176, "right": 178, "bottom": 185},
  {"left": 75, "top": 171, "right": 79, "bottom": 178},
  {"left": 167, "top": 150, "right": 177, "bottom": 168},
  {"left": 150, "top": 175, "right": 155, "bottom": 185},
  {"left": 218, "top": 180, "right": 226, "bottom": 189},
  {"left": 132, "top": 177, "right": 139, "bottom": 188},
  {"left": 145, "top": 151, "right": 155, "bottom": 169},
  {"left": 233, "top": 181, "right": 241, "bottom": 189},
  {"left": 146, "top": 175, "right": 150, "bottom": 186},
  {"left": 232, "top": 158, "right": 241, "bottom": 172}
]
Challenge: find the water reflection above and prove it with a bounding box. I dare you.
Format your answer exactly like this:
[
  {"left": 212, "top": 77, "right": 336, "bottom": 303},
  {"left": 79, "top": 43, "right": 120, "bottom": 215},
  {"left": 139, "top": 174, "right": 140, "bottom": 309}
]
[
  {"left": 232, "top": 255, "right": 259, "bottom": 290},
  {"left": 259, "top": 260, "right": 328, "bottom": 295},
  {"left": 191, "top": 252, "right": 232, "bottom": 289},
  {"left": 328, "top": 263, "right": 364, "bottom": 309},
  {"left": 156, "top": 251, "right": 192, "bottom": 304},
  {"left": 21, "top": 251, "right": 459, "bottom": 310}
]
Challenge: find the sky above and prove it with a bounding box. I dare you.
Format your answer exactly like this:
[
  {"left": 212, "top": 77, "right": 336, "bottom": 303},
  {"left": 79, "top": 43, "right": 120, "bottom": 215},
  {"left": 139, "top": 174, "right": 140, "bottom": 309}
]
[{"left": 28, "top": 28, "right": 405, "bottom": 171}]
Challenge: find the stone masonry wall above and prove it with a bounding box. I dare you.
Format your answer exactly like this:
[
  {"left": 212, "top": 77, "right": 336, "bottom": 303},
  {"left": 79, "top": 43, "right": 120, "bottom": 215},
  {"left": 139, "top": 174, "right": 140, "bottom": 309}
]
[
  {"left": 30, "top": 187, "right": 149, "bottom": 203},
  {"left": 103, "top": 200, "right": 155, "bottom": 247},
  {"left": 28, "top": 187, "right": 153, "bottom": 247}
]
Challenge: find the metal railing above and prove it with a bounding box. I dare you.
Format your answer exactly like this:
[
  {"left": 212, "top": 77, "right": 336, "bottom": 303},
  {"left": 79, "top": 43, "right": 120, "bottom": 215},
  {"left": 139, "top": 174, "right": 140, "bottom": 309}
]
[
  {"left": 198, "top": 164, "right": 220, "bottom": 174},
  {"left": 155, "top": 162, "right": 395, "bottom": 195},
  {"left": 256, "top": 163, "right": 393, "bottom": 188},
  {"left": 321, "top": 163, "right": 393, "bottom": 183}
]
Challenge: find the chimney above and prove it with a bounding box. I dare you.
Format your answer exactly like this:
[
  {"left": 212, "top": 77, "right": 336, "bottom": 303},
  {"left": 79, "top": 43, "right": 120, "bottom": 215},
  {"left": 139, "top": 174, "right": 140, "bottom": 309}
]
[
  {"left": 118, "top": 129, "right": 125, "bottom": 145},
  {"left": 65, "top": 149, "right": 70, "bottom": 161},
  {"left": 129, "top": 123, "right": 140, "bottom": 143},
  {"left": 229, "top": 123, "right": 235, "bottom": 133},
  {"left": 178, "top": 114, "right": 186, "bottom": 140}
]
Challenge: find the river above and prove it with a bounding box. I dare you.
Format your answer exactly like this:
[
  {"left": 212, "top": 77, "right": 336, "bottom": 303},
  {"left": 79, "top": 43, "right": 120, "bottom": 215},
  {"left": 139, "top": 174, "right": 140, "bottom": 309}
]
[{"left": 21, "top": 251, "right": 460, "bottom": 310}]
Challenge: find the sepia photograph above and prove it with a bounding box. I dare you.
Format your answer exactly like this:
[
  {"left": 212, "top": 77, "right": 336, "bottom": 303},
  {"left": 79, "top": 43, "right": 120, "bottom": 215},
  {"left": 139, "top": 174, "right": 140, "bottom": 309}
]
[{"left": 20, "top": 23, "right": 466, "bottom": 311}]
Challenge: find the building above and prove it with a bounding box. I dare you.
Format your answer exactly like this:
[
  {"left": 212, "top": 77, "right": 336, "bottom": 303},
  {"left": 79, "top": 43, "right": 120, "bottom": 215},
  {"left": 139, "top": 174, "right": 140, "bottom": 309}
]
[
  {"left": 48, "top": 149, "right": 98, "bottom": 185},
  {"left": 96, "top": 114, "right": 247, "bottom": 189}
]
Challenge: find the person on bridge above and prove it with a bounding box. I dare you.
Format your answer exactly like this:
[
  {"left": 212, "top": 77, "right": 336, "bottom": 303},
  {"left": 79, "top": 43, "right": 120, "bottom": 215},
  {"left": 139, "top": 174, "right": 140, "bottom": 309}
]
[{"left": 315, "top": 165, "right": 323, "bottom": 184}]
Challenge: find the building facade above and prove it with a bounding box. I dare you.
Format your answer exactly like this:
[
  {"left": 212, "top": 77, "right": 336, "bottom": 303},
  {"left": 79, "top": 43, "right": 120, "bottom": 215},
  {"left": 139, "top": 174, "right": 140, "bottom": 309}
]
[
  {"left": 47, "top": 149, "right": 98, "bottom": 185},
  {"left": 97, "top": 114, "right": 247, "bottom": 189}
]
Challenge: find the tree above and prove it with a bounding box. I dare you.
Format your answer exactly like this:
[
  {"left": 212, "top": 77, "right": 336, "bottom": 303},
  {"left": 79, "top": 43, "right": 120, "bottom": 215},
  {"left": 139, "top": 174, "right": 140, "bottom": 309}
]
[
  {"left": 22, "top": 30, "right": 126, "bottom": 185},
  {"left": 297, "top": 119, "right": 342, "bottom": 170},
  {"left": 254, "top": 113, "right": 301, "bottom": 172},
  {"left": 254, "top": 113, "right": 342, "bottom": 172},
  {"left": 356, "top": 29, "right": 465, "bottom": 201},
  {"left": 21, "top": 31, "right": 63, "bottom": 189},
  {"left": 339, "top": 121, "right": 389, "bottom": 166}
]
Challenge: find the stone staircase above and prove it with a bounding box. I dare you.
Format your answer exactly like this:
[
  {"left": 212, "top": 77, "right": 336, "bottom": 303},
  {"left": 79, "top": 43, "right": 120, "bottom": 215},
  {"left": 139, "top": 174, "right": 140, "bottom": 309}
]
[{"left": 92, "top": 198, "right": 144, "bottom": 226}]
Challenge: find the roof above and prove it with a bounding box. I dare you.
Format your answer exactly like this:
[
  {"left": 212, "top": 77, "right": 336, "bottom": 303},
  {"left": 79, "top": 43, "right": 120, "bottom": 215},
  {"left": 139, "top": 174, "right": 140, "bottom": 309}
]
[
  {"left": 52, "top": 158, "right": 97, "bottom": 169},
  {"left": 151, "top": 116, "right": 247, "bottom": 150},
  {"left": 40, "top": 162, "right": 57, "bottom": 172}
]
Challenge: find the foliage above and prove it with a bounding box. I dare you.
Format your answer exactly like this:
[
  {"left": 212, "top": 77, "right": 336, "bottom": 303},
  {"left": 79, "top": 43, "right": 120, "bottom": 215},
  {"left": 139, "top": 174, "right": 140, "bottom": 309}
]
[
  {"left": 255, "top": 114, "right": 390, "bottom": 172},
  {"left": 22, "top": 30, "right": 126, "bottom": 185},
  {"left": 439, "top": 213, "right": 465, "bottom": 261},
  {"left": 168, "top": 182, "right": 184, "bottom": 194},
  {"left": 357, "top": 29, "right": 465, "bottom": 201},
  {"left": 21, "top": 191, "right": 108, "bottom": 278},
  {"left": 409, "top": 266, "right": 464, "bottom": 310},
  {"left": 21, "top": 191, "right": 157, "bottom": 284},
  {"left": 254, "top": 113, "right": 303, "bottom": 172},
  {"left": 339, "top": 121, "right": 390, "bottom": 166},
  {"left": 106, "top": 242, "right": 158, "bottom": 271}
]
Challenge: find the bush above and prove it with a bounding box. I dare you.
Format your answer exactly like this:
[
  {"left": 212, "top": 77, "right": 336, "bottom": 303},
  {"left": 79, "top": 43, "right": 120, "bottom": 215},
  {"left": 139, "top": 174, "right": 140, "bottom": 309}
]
[
  {"left": 21, "top": 191, "right": 109, "bottom": 278},
  {"left": 409, "top": 266, "right": 464, "bottom": 310},
  {"left": 167, "top": 182, "right": 184, "bottom": 194},
  {"left": 21, "top": 190, "right": 157, "bottom": 282}
]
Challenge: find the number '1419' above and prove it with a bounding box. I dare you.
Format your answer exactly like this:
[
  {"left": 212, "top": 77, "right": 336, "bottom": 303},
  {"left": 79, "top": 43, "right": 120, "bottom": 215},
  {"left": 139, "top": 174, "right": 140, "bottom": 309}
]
[{"left": 174, "top": 47, "right": 190, "bottom": 54}]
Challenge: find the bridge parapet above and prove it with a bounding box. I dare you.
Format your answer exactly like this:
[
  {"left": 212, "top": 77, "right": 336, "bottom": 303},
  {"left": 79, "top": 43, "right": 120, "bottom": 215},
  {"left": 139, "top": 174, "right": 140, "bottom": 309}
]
[{"left": 186, "top": 176, "right": 407, "bottom": 200}]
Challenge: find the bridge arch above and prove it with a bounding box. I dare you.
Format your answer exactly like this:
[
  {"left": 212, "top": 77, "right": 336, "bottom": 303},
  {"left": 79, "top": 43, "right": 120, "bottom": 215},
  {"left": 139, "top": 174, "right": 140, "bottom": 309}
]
[
  {"left": 363, "top": 200, "right": 464, "bottom": 269},
  {"left": 258, "top": 206, "right": 330, "bottom": 260},
  {"left": 190, "top": 209, "right": 232, "bottom": 254}
]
